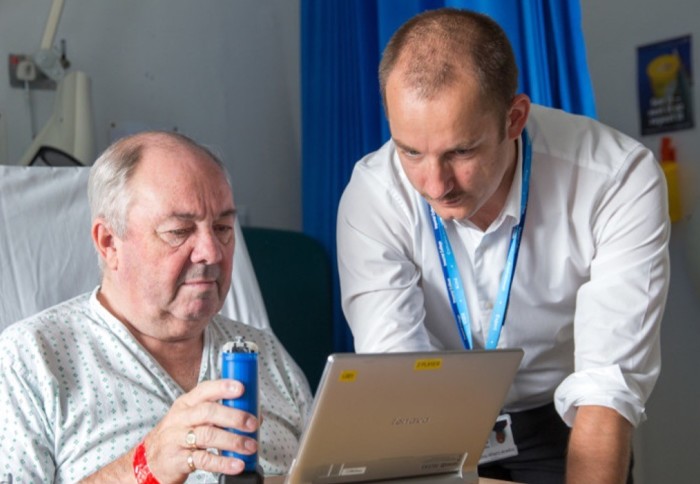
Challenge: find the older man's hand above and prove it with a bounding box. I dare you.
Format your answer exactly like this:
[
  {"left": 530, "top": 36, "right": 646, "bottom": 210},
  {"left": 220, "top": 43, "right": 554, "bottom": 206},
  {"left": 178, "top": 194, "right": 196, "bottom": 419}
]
[
  {"left": 80, "top": 379, "right": 258, "bottom": 484},
  {"left": 142, "top": 379, "right": 259, "bottom": 483}
]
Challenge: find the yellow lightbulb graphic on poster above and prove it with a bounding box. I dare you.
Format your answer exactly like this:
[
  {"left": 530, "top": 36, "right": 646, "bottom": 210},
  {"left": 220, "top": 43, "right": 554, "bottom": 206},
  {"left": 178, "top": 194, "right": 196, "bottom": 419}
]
[{"left": 646, "top": 53, "right": 681, "bottom": 99}]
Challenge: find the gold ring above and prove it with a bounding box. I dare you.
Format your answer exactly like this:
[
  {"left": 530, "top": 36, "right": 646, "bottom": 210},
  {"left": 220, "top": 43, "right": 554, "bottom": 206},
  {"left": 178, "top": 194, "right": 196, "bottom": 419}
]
[
  {"left": 187, "top": 453, "right": 196, "bottom": 472},
  {"left": 185, "top": 429, "right": 197, "bottom": 450}
]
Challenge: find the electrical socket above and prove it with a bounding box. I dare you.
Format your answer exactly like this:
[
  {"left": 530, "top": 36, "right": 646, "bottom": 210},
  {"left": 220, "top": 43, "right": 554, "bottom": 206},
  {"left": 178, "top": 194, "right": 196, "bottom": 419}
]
[
  {"left": 8, "top": 54, "right": 56, "bottom": 90},
  {"left": 16, "top": 59, "right": 37, "bottom": 81}
]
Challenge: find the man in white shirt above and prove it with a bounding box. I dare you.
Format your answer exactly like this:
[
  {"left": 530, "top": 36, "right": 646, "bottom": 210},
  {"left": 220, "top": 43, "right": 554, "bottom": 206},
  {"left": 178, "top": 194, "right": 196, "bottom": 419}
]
[
  {"left": 337, "top": 8, "right": 669, "bottom": 484},
  {"left": 0, "top": 132, "right": 312, "bottom": 483}
]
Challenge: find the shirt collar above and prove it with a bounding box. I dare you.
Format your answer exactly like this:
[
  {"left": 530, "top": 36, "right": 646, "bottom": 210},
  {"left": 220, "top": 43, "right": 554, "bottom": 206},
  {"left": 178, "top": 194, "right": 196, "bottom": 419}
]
[{"left": 500, "top": 134, "right": 525, "bottom": 227}]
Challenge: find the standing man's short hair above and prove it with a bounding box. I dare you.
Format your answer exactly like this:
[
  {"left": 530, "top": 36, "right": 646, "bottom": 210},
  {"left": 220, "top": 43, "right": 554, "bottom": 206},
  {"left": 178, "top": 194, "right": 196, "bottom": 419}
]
[{"left": 379, "top": 8, "right": 519, "bottom": 119}]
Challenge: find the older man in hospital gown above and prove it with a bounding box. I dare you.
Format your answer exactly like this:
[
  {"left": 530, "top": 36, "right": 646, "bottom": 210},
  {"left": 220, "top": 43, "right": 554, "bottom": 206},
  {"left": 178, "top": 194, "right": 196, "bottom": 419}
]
[{"left": 0, "top": 131, "right": 312, "bottom": 483}]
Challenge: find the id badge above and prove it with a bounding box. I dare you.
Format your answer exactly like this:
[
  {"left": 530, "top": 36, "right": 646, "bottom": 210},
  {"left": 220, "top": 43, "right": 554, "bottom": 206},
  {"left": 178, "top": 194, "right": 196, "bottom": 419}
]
[{"left": 479, "top": 413, "right": 518, "bottom": 464}]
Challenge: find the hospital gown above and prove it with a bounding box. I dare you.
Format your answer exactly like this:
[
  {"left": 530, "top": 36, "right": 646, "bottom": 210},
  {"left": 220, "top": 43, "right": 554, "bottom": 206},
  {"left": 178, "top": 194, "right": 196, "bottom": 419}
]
[{"left": 0, "top": 288, "right": 312, "bottom": 483}]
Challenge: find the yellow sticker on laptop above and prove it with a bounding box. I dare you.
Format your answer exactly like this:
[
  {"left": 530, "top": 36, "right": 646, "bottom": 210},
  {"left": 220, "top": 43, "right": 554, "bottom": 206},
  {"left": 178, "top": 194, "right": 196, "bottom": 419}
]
[
  {"left": 414, "top": 358, "right": 443, "bottom": 371},
  {"left": 339, "top": 370, "right": 358, "bottom": 382}
]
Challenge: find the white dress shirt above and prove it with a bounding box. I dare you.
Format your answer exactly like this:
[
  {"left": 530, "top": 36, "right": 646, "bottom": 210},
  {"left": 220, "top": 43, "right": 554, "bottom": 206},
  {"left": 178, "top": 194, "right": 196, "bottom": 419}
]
[
  {"left": 0, "top": 288, "right": 312, "bottom": 483},
  {"left": 337, "top": 104, "right": 670, "bottom": 427}
]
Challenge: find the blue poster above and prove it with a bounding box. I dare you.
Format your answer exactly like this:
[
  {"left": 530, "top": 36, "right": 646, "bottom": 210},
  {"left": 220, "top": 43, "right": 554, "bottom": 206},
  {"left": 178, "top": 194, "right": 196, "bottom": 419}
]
[{"left": 637, "top": 35, "right": 694, "bottom": 135}]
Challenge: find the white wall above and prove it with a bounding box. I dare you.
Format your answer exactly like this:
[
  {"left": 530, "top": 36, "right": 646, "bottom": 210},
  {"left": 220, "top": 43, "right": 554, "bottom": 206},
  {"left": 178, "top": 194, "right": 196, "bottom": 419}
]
[
  {"left": 0, "top": 0, "right": 301, "bottom": 230},
  {"left": 582, "top": 1, "right": 700, "bottom": 482}
]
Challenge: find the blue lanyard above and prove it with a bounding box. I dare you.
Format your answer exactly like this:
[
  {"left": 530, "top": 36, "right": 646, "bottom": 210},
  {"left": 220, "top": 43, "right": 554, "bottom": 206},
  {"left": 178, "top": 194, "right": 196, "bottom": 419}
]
[{"left": 428, "top": 130, "right": 532, "bottom": 350}]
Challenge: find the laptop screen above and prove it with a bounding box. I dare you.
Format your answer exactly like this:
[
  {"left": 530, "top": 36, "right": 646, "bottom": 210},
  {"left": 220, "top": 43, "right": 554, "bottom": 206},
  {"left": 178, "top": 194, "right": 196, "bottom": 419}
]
[{"left": 285, "top": 349, "right": 523, "bottom": 484}]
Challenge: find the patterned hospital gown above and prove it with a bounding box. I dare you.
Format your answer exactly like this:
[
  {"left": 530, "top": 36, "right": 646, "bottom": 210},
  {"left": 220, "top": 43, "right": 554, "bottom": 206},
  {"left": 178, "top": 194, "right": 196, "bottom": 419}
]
[{"left": 0, "top": 288, "right": 313, "bottom": 483}]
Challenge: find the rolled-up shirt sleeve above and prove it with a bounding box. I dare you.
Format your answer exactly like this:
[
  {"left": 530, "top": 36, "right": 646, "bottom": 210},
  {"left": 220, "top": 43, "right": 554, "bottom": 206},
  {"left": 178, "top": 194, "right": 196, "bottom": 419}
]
[{"left": 555, "top": 143, "right": 670, "bottom": 427}]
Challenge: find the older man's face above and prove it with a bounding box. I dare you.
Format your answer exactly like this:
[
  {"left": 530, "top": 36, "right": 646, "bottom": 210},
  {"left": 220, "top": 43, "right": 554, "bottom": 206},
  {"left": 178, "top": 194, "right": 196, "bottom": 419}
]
[{"left": 110, "top": 144, "right": 235, "bottom": 341}]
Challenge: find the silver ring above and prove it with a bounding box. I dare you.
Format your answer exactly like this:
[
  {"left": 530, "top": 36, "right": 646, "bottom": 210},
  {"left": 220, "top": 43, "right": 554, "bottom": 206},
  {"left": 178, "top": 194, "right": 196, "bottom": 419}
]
[
  {"left": 185, "top": 429, "right": 197, "bottom": 450},
  {"left": 187, "top": 453, "right": 196, "bottom": 472}
]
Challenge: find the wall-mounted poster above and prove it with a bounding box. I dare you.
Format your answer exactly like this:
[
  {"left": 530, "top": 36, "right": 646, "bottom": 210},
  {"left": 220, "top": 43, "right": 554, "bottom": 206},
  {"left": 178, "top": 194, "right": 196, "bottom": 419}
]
[{"left": 637, "top": 35, "right": 694, "bottom": 135}]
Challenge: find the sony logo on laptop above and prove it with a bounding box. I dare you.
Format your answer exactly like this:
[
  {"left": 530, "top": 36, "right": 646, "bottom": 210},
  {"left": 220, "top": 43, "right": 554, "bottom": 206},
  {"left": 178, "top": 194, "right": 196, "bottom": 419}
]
[{"left": 391, "top": 416, "right": 431, "bottom": 426}]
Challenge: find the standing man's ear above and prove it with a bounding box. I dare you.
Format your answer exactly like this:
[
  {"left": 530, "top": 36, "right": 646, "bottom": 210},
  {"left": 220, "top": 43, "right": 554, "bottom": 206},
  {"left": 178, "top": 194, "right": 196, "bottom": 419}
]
[{"left": 506, "top": 93, "right": 531, "bottom": 140}]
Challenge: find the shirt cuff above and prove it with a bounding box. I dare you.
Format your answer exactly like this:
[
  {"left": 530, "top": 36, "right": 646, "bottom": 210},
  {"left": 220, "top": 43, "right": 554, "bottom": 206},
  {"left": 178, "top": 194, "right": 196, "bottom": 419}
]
[{"left": 553, "top": 365, "right": 646, "bottom": 427}]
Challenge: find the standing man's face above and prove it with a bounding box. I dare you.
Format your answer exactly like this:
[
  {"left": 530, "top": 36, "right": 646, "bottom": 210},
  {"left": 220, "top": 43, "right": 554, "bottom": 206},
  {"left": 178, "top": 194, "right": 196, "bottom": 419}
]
[
  {"left": 105, "top": 144, "right": 236, "bottom": 342},
  {"left": 386, "top": 70, "right": 527, "bottom": 228}
]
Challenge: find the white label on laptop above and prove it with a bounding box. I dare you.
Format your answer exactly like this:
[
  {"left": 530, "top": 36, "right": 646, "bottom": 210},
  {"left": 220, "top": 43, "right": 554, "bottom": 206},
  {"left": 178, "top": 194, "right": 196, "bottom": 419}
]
[
  {"left": 480, "top": 414, "right": 518, "bottom": 464},
  {"left": 339, "top": 465, "right": 367, "bottom": 476}
]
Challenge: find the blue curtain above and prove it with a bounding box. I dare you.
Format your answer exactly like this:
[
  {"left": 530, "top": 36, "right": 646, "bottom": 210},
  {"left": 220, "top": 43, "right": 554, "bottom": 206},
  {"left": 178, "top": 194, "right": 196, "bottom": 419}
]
[{"left": 301, "top": 0, "right": 596, "bottom": 352}]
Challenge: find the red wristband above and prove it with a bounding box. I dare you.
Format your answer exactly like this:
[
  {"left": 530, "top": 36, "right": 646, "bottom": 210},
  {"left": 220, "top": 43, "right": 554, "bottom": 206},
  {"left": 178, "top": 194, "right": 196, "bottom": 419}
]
[{"left": 133, "top": 440, "right": 160, "bottom": 484}]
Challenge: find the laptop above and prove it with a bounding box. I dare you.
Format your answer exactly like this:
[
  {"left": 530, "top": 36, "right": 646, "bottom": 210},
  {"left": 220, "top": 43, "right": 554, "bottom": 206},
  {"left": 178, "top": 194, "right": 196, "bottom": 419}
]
[{"left": 285, "top": 349, "right": 523, "bottom": 484}]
